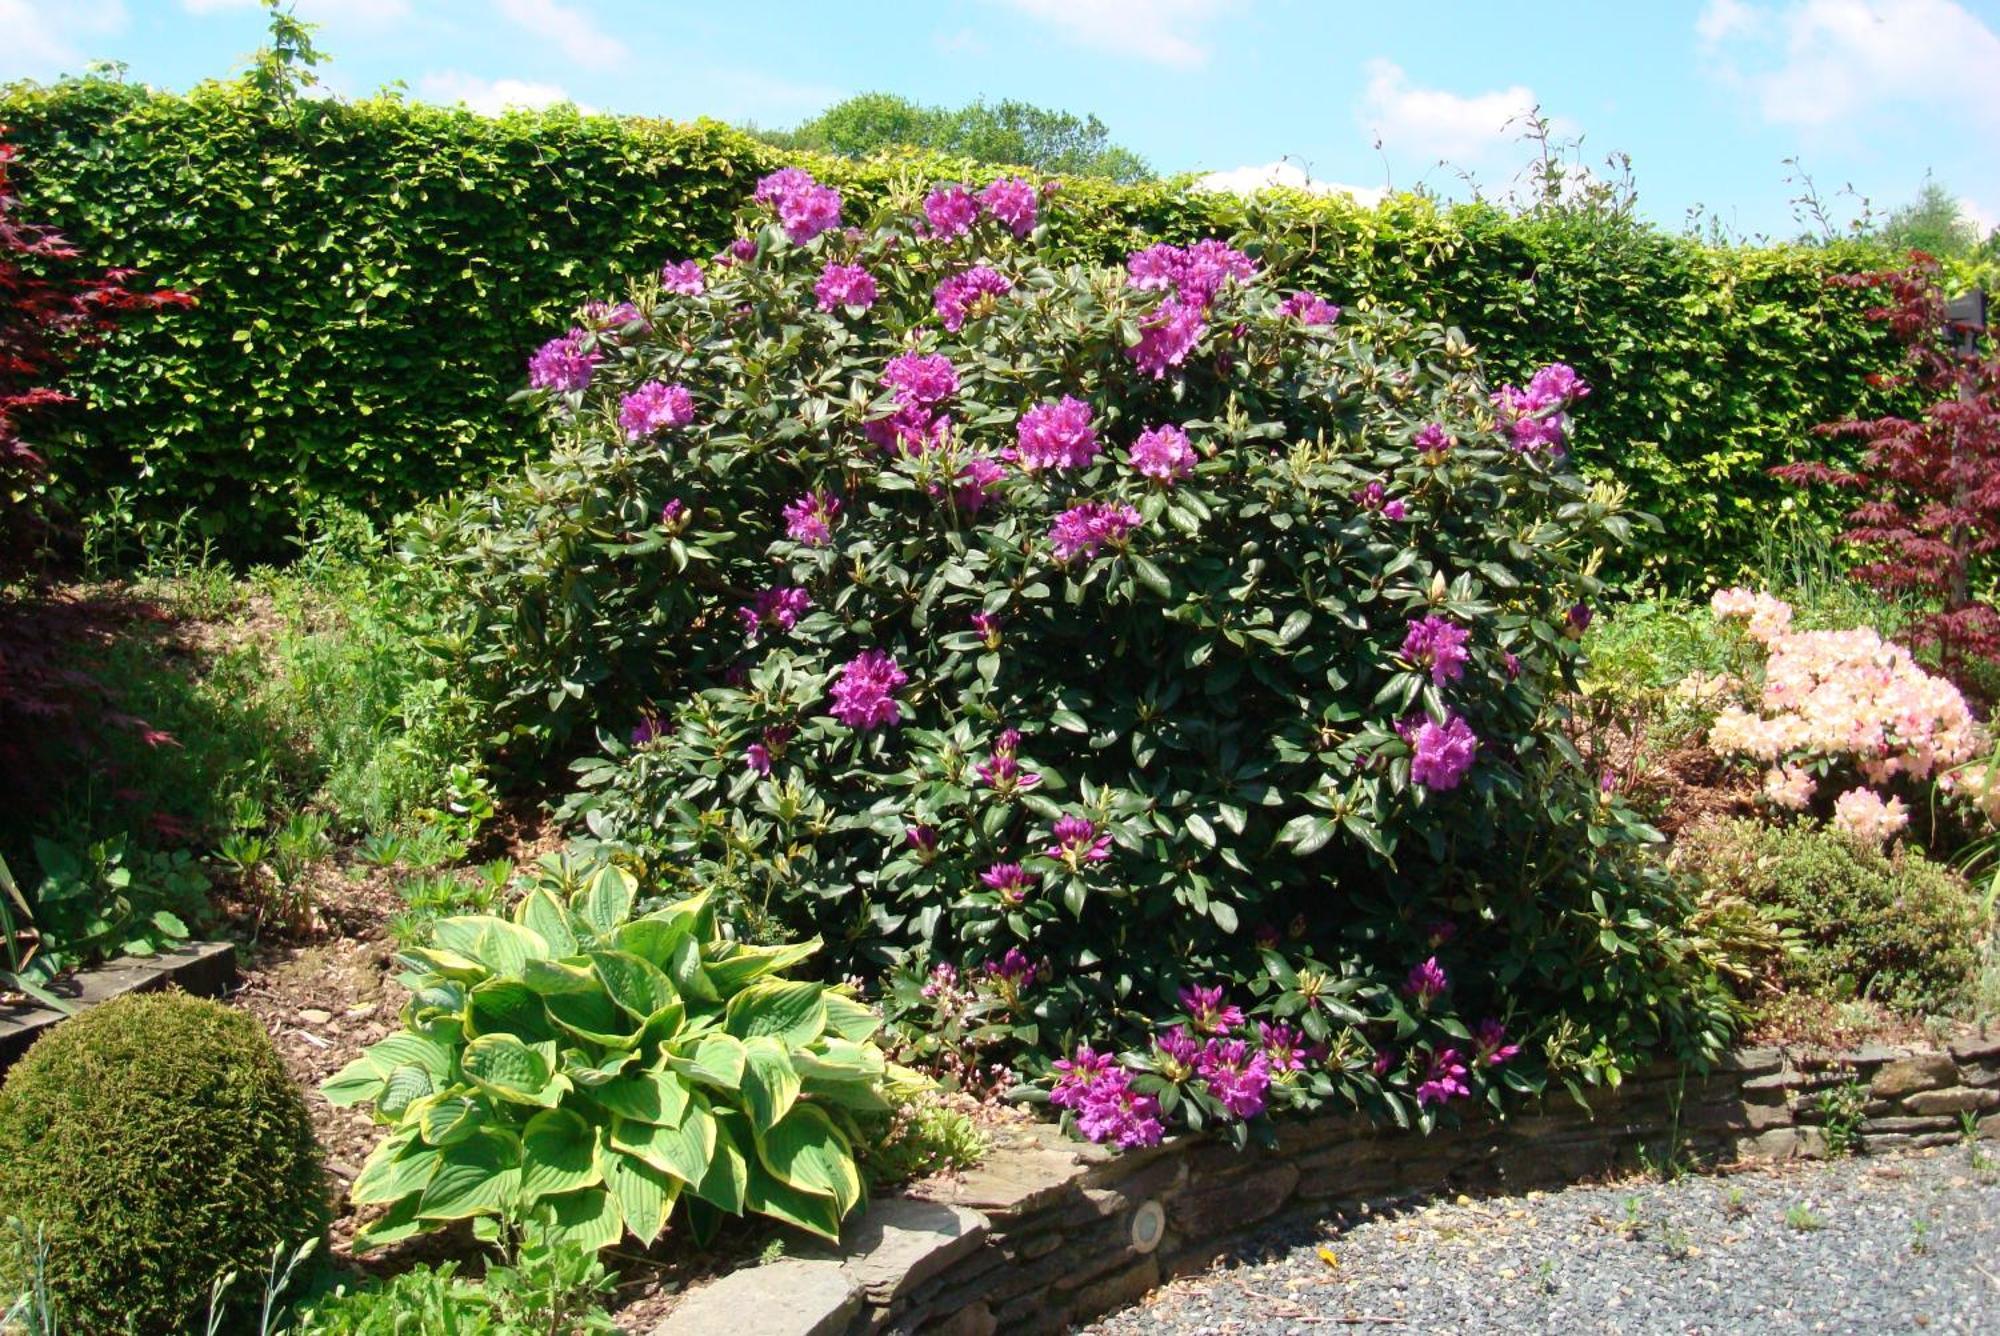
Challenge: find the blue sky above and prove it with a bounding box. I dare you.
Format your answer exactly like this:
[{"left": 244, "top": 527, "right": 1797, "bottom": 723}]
[{"left": 6, "top": 0, "right": 1997, "bottom": 239}]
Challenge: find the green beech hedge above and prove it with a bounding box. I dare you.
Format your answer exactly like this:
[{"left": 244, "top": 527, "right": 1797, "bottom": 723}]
[{"left": 1, "top": 75, "right": 1902, "bottom": 582}]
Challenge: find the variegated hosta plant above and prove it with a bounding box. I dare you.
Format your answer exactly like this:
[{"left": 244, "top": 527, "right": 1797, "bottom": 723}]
[{"left": 322, "top": 858, "right": 893, "bottom": 1252}]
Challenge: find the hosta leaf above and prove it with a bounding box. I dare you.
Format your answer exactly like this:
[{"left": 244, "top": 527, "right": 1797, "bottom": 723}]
[
  {"left": 545, "top": 987, "right": 642, "bottom": 1049},
  {"left": 669, "top": 1032, "right": 746, "bottom": 1090},
  {"left": 724, "top": 979, "right": 826, "bottom": 1047},
  {"left": 739, "top": 1036, "right": 801, "bottom": 1132},
  {"left": 419, "top": 1095, "right": 487, "bottom": 1147},
  {"left": 417, "top": 1129, "right": 522, "bottom": 1220},
  {"left": 743, "top": 1166, "right": 843, "bottom": 1241},
  {"left": 792, "top": 1038, "right": 885, "bottom": 1083},
  {"left": 586, "top": 1066, "right": 691, "bottom": 1126},
  {"left": 752, "top": 1104, "right": 861, "bottom": 1215},
  {"left": 321, "top": 1056, "right": 386, "bottom": 1108},
  {"left": 603, "top": 1149, "right": 679, "bottom": 1247},
  {"left": 693, "top": 1112, "right": 750, "bottom": 1215},
  {"left": 398, "top": 946, "right": 487, "bottom": 982},
  {"left": 429, "top": 916, "right": 549, "bottom": 976},
  {"left": 820, "top": 992, "right": 881, "bottom": 1042},
  {"left": 563, "top": 1047, "right": 634, "bottom": 1087},
  {"left": 350, "top": 1133, "right": 441, "bottom": 1206},
  {"left": 590, "top": 949, "right": 681, "bottom": 1023},
  {"left": 352, "top": 1197, "right": 427, "bottom": 1253},
  {"left": 468, "top": 979, "right": 560, "bottom": 1044},
  {"left": 366, "top": 1033, "right": 453, "bottom": 1080},
  {"left": 576, "top": 865, "right": 636, "bottom": 940},
  {"left": 377, "top": 1064, "right": 435, "bottom": 1121},
  {"left": 704, "top": 938, "right": 819, "bottom": 994},
  {"left": 538, "top": 1185, "right": 623, "bottom": 1253},
  {"left": 665, "top": 932, "right": 721, "bottom": 1004},
  {"left": 521, "top": 958, "right": 600, "bottom": 995},
  {"left": 515, "top": 888, "right": 580, "bottom": 957},
  {"left": 613, "top": 914, "right": 694, "bottom": 968},
  {"left": 610, "top": 1100, "right": 716, "bottom": 1186},
  {"left": 461, "top": 1033, "right": 559, "bottom": 1106},
  {"left": 520, "top": 1108, "right": 603, "bottom": 1200}
]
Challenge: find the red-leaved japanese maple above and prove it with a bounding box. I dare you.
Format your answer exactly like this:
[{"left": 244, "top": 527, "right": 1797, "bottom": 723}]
[
  {"left": 1, "top": 127, "right": 193, "bottom": 831},
  {"left": 1772, "top": 252, "right": 2000, "bottom": 679}
]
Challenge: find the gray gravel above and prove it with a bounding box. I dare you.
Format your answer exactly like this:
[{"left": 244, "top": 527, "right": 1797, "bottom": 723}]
[{"left": 1089, "top": 1146, "right": 2000, "bottom": 1334}]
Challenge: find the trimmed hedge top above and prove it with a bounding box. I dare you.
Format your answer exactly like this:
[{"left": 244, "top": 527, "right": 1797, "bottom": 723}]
[{"left": 1, "top": 75, "right": 1902, "bottom": 581}]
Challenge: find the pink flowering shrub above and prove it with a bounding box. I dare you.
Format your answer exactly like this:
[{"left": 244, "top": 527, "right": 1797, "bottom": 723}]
[
  {"left": 1703, "top": 587, "right": 1987, "bottom": 846},
  {"left": 433, "top": 164, "right": 1735, "bottom": 1141}
]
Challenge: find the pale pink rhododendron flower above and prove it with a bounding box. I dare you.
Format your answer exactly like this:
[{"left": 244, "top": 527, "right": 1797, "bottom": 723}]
[
  {"left": 1762, "top": 763, "right": 1816, "bottom": 810},
  {"left": 1830, "top": 787, "right": 1908, "bottom": 848},
  {"left": 1711, "top": 587, "right": 1794, "bottom": 643}
]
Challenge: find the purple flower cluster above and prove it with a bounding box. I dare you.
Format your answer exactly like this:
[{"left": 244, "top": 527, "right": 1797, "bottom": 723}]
[
  {"left": 1404, "top": 956, "right": 1449, "bottom": 1008},
  {"left": 1403, "top": 711, "right": 1479, "bottom": 790},
  {"left": 934, "top": 265, "right": 1013, "bottom": 332},
  {"left": 979, "top": 862, "right": 1037, "bottom": 904},
  {"left": 660, "top": 259, "right": 705, "bottom": 295},
  {"left": 905, "top": 825, "right": 939, "bottom": 860},
  {"left": 1128, "top": 296, "right": 1206, "bottom": 379},
  {"left": 1013, "top": 396, "right": 1100, "bottom": 472},
  {"left": 1178, "top": 984, "right": 1245, "bottom": 1037},
  {"left": 1492, "top": 362, "right": 1591, "bottom": 455},
  {"left": 629, "top": 714, "right": 669, "bottom": 747},
  {"left": 977, "top": 177, "right": 1039, "bottom": 236},
  {"left": 1401, "top": 615, "right": 1471, "bottom": 686},
  {"left": 1127, "top": 424, "right": 1197, "bottom": 483},
  {"left": 1197, "top": 1039, "right": 1271, "bottom": 1118},
  {"left": 737, "top": 585, "right": 812, "bottom": 640},
  {"left": 753, "top": 167, "right": 843, "bottom": 244},
  {"left": 971, "top": 611, "right": 1003, "bottom": 648},
  {"left": 1415, "top": 1046, "right": 1471, "bottom": 1108},
  {"left": 984, "top": 947, "right": 1040, "bottom": 989},
  {"left": 1048, "top": 501, "right": 1141, "bottom": 563},
  {"left": 1046, "top": 814, "right": 1112, "bottom": 867},
  {"left": 828, "top": 650, "right": 907, "bottom": 731},
  {"left": 1474, "top": 1019, "right": 1520, "bottom": 1067},
  {"left": 527, "top": 329, "right": 598, "bottom": 392},
  {"left": 1278, "top": 290, "right": 1340, "bottom": 325},
  {"left": 1353, "top": 479, "right": 1408, "bottom": 521},
  {"left": 813, "top": 261, "right": 878, "bottom": 313},
  {"left": 922, "top": 184, "right": 979, "bottom": 238},
  {"left": 976, "top": 728, "right": 1040, "bottom": 794},
  {"left": 619, "top": 381, "right": 696, "bottom": 440},
  {"left": 582, "top": 300, "right": 646, "bottom": 333},
  {"left": 1413, "top": 422, "right": 1455, "bottom": 455},
  {"left": 947, "top": 456, "right": 1006, "bottom": 514},
  {"left": 883, "top": 352, "right": 960, "bottom": 408},
  {"left": 782, "top": 490, "right": 841, "bottom": 546},
  {"left": 1257, "top": 1021, "right": 1317, "bottom": 1076},
  {"left": 1052, "top": 1046, "right": 1163, "bottom": 1149},
  {"left": 658, "top": 498, "right": 688, "bottom": 530},
  {"left": 1125, "top": 239, "right": 1258, "bottom": 307}
]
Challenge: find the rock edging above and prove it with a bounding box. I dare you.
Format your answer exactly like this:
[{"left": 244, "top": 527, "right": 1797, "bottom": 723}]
[{"left": 651, "top": 1035, "right": 2000, "bottom": 1336}]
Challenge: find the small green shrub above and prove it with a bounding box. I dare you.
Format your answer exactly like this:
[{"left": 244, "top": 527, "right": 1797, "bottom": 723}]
[
  {"left": 1671, "top": 817, "right": 1986, "bottom": 1015},
  {"left": 857, "top": 1090, "right": 988, "bottom": 1189},
  {"left": 324, "top": 855, "right": 893, "bottom": 1252},
  {"left": 0, "top": 991, "right": 328, "bottom": 1335},
  {"left": 292, "top": 1245, "right": 615, "bottom": 1336}
]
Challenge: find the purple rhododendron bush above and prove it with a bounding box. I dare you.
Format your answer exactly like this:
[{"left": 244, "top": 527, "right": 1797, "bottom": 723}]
[{"left": 411, "top": 166, "right": 1738, "bottom": 1150}]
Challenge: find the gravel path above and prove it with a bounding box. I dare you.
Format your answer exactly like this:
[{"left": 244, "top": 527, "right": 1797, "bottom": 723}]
[{"left": 1089, "top": 1146, "right": 2000, "bottom": 1334}]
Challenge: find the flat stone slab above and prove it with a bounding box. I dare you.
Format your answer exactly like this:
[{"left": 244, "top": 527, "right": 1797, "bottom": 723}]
[
  {"left": 651, "top": 1258, "right": 860, "bottom": 1336},
  {"left": 839, "top": 1198, "right": 987, "bottom": 1305},
  {"left": 0, "top": 941, "right": 238, "bottom": 1070}
]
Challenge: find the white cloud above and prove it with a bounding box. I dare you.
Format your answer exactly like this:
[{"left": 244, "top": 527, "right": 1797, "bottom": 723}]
[
  {"left": 1358, "top": 59, "right": 1545, "bottom": 167},
  {"left": 1697, "top": 0, "right": 2000, "bottom": 127},
  {"left": 1964, "top": 197, "right": 1998, "bottom": 240},
  {"left": 417, "top": 71, "right": 588, "bottom": 116},
  {"left": 1196, "top": 161, "right": 1387, "bottom": 206},
  {"left": 991, "top": 0, "right": 1231, "bottom": 68},
  {"left": 495, "top": 0, "right": 627, "bottom": 70},
  {"left": 0, "top": 0, "right": 126, "bottom": 80}
]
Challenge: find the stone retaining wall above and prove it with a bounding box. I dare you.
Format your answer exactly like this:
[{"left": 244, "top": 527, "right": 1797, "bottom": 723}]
[{"left": 653, "top": 1034, "right": 2000, "bottom": 1336}]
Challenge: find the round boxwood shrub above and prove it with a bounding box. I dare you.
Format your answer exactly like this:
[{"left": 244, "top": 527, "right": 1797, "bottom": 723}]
[
  {"left": 0, "top": 991, "right": 328, "bottom": 1335},
  {"left": 1671, "top": 816, "right": 1985, "bottom": 1016},
  {"left": 417, "top": 166, "right": 1734, "bottom": 1139}
]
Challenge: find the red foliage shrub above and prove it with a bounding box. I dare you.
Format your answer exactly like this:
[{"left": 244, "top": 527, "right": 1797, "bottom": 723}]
[{"left": 1772, "top": 253, "right": 2000, "bottom": 677}]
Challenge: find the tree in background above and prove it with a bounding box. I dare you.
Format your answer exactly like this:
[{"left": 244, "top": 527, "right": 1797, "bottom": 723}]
[
  {"left": 761, "top": 92, "right": 1151, "bottom": 183},
  {"left": 1876, "top": 179, "right": 1987, "bottom": 260}
]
